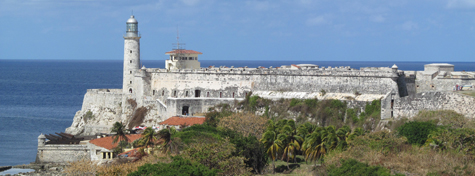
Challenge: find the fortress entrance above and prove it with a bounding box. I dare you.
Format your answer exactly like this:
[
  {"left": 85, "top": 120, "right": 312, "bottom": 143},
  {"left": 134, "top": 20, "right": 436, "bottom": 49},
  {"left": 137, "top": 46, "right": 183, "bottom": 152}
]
[{"left": 182, "top": 106, "right": 189, "bottom": 115}]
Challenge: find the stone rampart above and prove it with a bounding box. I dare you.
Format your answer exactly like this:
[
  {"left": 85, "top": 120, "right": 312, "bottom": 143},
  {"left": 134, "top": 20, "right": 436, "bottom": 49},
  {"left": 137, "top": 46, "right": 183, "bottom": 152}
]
[
  {"left": 394, "top": 92, "right": 475, "bottom": 119},
  {"left": 36, "top": 144, "right": 89, "bottom": 163}
]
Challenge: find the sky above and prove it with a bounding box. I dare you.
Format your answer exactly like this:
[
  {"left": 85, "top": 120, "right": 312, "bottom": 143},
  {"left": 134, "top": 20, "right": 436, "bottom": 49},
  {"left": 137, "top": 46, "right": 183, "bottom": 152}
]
[{"left": 1, "top": 0, "right": 475, "bottom": 62}]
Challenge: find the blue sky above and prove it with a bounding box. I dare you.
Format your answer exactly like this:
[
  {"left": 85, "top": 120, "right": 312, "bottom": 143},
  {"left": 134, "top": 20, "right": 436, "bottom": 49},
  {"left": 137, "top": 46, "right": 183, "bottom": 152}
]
[{"left": 1, "top": 0, "right": 475, "bottom": 62}]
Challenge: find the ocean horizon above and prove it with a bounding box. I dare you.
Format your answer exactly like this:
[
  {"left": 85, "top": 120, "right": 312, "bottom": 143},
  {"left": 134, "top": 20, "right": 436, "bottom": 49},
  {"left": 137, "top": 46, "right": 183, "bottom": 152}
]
[{"left": 1, "top": 59, "right": 474, "bottom": 167}]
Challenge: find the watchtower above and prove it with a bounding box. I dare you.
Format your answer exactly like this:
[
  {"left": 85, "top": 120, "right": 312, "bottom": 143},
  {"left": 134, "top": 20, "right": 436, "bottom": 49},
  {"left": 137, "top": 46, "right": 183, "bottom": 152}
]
[{"left": 123, "top": 15, "right": 141, "bottom": 94}]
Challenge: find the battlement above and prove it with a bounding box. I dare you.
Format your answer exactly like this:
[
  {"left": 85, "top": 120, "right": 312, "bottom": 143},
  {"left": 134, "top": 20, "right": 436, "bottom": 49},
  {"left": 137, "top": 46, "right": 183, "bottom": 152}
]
[
  {"left": 86, "top": 89, "right": 122, "bottom": 94},
  {"left": 145, "top": 66, "right": 399, "bottom": 78}
]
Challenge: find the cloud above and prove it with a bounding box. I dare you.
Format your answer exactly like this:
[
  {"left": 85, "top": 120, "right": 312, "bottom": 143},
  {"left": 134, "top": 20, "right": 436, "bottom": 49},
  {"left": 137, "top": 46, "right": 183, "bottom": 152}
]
[
  {"left": 402, "top": 21, "right": 418, "bottom": 31},
  {"left": 181, "top": 0, "right": 200, "bottom": 6},
  {"left": 245, "top": 1, "right": 276, "bottom": 11},
  {"left": 306, "top": 15, "right": 328, "bottom": 26},
  {"left": 447, "top": 0, "right": 475, "bottom": 9},
  {"left": 370, "top": 14, "right": 385, "bottom": 23}
]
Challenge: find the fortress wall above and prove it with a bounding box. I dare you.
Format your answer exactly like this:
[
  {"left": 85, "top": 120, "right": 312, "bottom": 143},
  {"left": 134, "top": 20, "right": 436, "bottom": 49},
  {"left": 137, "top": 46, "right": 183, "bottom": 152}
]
[
  {"left": 416, "top": 77, "right": 475, "bottom": 93},
  {"left": 393, "top": 92, "right": 475, "bottom": 119},
  {"left": 166, "top": 98, "right": 243, "bottom": 117},
  {"left": 36, "top": 144, "right": 89, "bottom": 163},
  {"left": 148, "top": 70, "right": 400, "bottom": 101},
  {"left": 81, "top": 89, "right": 123, "bottom": 111}
]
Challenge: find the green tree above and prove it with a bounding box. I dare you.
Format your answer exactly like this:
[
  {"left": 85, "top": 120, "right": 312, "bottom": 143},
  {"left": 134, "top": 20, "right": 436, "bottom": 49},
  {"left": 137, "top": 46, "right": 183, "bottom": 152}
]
[
  {"left": 398, "top": 121, "right": 437, "bottom": 146},
  {"left": 261, "top": 120, "right": 283, "bottom": 174},
  {"left": 278, "top": 119, "right": 303, "bottom": 169},
  {"left": 139, "top": 127, "right": 158, "bottom": 150},
  {"left": 111, "top": 122, "right": 129, "bottom": 153},
  {"left": 302, "top": 126, "right": 326, "bottom": 166}
]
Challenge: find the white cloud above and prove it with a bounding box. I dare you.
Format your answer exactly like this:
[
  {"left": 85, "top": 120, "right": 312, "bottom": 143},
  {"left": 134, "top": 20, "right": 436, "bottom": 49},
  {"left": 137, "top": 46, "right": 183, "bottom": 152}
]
[
  {"left": 370, "top": 15, "right": 385, "bottom": 23},
  {"left": 447, "top": 0, "right": 475, "bottom": 9},
  {"left": 402, "top": 21, "right": 418, "bottom": 31},
  {"left": 245, "top": 1, "right": 276, "bottom": 11},
  {"left": 181, "top": 0, "right": 201, "bottom": 6},
  {"left": 306, "top": 15, "right": 328, "bottom": 26}
]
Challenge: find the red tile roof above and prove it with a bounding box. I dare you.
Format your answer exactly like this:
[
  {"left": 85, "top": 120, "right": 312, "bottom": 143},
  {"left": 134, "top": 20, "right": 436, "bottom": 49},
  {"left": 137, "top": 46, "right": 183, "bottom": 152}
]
[
  {"left": 159, "top": 116, "right": 206, "bottom": 126},
  {"left": 165, "top": 50, "right": 202, "bottom": 54},
  {"left": 89, "top": 134, "right": 142, "bottom": 150},
  {"left": 291, "top": 64, "right": 301, "bottom": 69}
]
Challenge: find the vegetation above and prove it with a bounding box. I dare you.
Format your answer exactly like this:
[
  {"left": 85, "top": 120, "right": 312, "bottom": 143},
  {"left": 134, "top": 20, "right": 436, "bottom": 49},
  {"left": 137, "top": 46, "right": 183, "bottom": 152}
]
[
  {"left": 327, "top": 159, "right": 403, "bottom": 176},
  {"left": 128, "top": 156, "right": 220, "bottom": 176},
  {"left": 66, "top": 94, "right": 475, "bottom": 176},
  {"left": 111, "top": 122, "right": 129, "bottom": 153},
  {"left": 128, "top": 107, "right": 148, "bottom": 129}
]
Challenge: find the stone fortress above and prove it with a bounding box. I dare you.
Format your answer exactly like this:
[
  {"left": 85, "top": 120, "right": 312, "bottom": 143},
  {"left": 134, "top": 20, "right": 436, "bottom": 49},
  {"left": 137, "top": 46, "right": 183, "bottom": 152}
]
[{"left": 64, "top": 15, "right": 475, "bottom": 136}]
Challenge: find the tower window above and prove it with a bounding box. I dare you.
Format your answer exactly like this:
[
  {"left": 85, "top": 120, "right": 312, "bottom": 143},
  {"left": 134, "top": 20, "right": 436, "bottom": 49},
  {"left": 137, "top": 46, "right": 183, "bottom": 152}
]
[
  {"left": 207, "top": 92, "right": 209, "bottom": 97},
  {"left": 130, "top": 71, "right": 132, "bottom": 74},
  {"left": 130, "top": 81, "right": 132, "bottom": 84},
  {"left": 162, "top": 90, "right": 164, "bottom": 96},
  {"left": 130, "top": 50, "right": 132, "bottom": 54},
  {"left": 174, "top": 91, "right": 177, "bottom": 97},
  {"left": 153, "top": 90, "right": 155, "bottom": 95},
  {"left": 220, "top": 92, "right": 222, "bottom": 98},
  {"left": 129, "top": 88, "right": 133, "bottom": 93},
  {"left": 130, "top": 60, "right": 132, "bottom": 63},
  {"left": 186, "top": 91, "right": 188, "bottom": 97}
]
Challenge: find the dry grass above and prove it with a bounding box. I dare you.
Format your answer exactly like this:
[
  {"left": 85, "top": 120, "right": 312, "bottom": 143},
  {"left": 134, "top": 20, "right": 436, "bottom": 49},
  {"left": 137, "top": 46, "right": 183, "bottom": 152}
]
[
  {"left": 412, "top": 110, "right": 475, "bottom": 129},
  {"left": 64, "top": 153, "right": 170, "bottom": 176},
  {"left": 324, "top": 131, "right": 475, "bottom": 176},
  {"left": 217, "top": 112, "right": 268, "bottom": 139},
  {"left": 128, "top": 107, "right": 148, "bottom": 129}
]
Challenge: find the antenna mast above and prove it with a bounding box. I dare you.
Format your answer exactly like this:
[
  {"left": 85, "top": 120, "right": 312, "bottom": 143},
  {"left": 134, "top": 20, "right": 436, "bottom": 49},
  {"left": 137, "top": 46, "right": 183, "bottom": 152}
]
[{"left": 173, "top": 27, "right": 186, "bottom": 60}]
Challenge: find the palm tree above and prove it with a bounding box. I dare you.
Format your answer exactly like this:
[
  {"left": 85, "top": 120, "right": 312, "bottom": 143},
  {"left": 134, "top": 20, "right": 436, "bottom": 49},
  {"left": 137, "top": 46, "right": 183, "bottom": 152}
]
[
  {"left": 279, "top": 120, "right": 303, "bottom": 169},
  {"left": 111, "top": 122, "right": 129, "bottom": 144},
  {"left": 261, "top": 120, "right": 282, "bottom": 174},
  {"left": 335, "top": 125, "right": 352, "bottom": 150},
  {"left": 159, "top": 127, "right": 177, "bottom": 154},
  {"left": 301, "top": 126, "right": 326, "bottom": 166},
  {"left": 111, "top": 122, "right": 129, "bottom": 154},
  {"left": 139, "top": 127, "right": 158, "bottom": 153}
]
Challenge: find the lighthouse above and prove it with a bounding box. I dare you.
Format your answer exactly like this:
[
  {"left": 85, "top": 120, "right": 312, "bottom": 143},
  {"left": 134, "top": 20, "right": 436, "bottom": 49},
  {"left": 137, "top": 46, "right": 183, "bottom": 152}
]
[{"left": 123, "top": 15, "right": 141, "bottom": 95}]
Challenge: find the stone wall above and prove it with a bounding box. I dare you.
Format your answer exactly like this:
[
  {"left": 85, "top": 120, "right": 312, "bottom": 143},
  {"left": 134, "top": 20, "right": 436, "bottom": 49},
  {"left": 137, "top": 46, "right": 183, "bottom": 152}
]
[
  {"left": 36, "top": 145, "right": 89, "bottom": 163},
  {"left": 393, "top": 92, "right": 475, "bottom": 119}
]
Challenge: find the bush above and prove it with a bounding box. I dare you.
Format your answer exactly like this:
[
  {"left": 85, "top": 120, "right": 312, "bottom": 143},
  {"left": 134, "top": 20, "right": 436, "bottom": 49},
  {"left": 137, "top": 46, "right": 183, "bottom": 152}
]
[
  {"left": 128, "top": 156, "right": 220, "bottom": 176},
  {"left": 398, "top": 121, "right": 437, "bottom": 146},
  {"left": 327, "top": 159, "right": 403, "bottom": 176}
]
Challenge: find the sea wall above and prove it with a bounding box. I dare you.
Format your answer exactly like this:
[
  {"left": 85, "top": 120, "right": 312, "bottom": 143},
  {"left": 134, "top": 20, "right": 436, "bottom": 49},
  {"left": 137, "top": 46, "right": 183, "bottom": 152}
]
[
  {"left": 36, "top": 145, "right": 89, "bottom": 163},
  {"left": 393, "top": 92, "right": 475, "bottom": 119}
]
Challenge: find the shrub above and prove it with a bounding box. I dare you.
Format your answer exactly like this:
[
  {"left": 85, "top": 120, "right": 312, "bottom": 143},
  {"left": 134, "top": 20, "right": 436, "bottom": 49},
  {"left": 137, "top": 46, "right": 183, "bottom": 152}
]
[
  {"left": 327, "top": 158, "right": 403, "bottom": 176},
  {"left": 217, "top": 113, "right": 268, "bottom": 139},
  {"left": 397, "top": 121, "right": 437, "bottom": 146},
  {"left": 128, "top": 156, "right": 220, "bottom": 176}
]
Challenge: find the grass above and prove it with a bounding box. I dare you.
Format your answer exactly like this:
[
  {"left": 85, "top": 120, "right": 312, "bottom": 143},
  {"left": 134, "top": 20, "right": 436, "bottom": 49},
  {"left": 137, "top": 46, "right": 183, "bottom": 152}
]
[{"left": 263, "top": 155, "right": 320, "bottom": 176}]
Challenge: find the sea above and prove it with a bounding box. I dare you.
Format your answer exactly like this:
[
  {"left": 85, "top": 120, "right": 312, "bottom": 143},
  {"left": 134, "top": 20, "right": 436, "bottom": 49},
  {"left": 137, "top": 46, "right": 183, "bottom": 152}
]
[{"left": 0, "top": 59, "right": 474, "bottom": 167}]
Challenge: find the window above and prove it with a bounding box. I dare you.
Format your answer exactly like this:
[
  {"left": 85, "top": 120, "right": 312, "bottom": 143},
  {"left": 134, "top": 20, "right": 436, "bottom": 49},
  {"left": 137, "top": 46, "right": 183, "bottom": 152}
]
[
  {"left": 195, "top": 90, "right": 201, "bottom": 97},
  {"left": 153, "top": 90, "right": 155, "bottom": 95},
  {"left": 130, "top": 81, "right": 132, "bottom": 84},
  {"left": 130, "top": 60, "right": 132, "bottom": 63},
  {"left": 129, "top": 88, "right": 133, "bottom": 93},
  {"left": 233, "top": 92, "right": 235, "bottom": 98},
  {"left": 186, "top": 91, "right": 188, "bottom": 97},
  {"left": 207, "top": 92, "right": 210, "bottom": 97},
  {"left": 130, "top": 71, "right": 132, "bottom": 74},
  {"left": 130, "top": 50, "right": 132, "bottom": 54},
  {"left": 162, "top": 90, "right": 164, "bottom": 96},
  {"left": 220, "top": 92, "right": 222, "bottom": 98},
  {"left": 174, "top": 91, "right": 177, "bottom": 97},
  {"left": 182, "top": 106, "right": 189, "bottom": 115}
]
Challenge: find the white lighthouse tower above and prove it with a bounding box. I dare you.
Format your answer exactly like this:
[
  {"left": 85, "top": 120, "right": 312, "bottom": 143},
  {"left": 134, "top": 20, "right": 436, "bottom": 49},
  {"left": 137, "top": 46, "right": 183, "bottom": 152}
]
[{"left": 123, "top": 15, "right": 141, "bottom": 94}]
